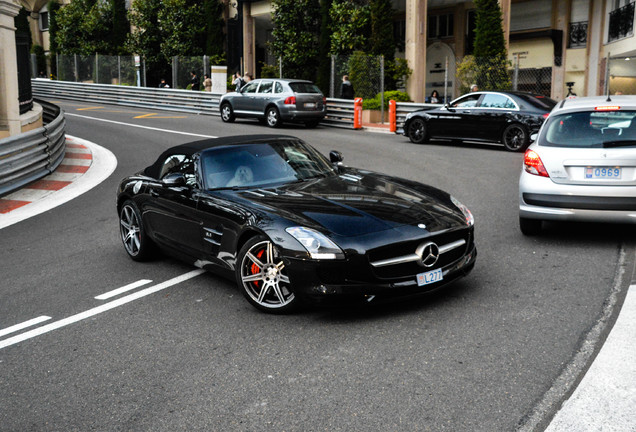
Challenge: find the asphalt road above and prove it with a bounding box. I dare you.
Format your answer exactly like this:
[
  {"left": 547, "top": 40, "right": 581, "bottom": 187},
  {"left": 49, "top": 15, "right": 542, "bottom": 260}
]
[{"left": 1, "top": 101, "right": 634, "bottom": 431}]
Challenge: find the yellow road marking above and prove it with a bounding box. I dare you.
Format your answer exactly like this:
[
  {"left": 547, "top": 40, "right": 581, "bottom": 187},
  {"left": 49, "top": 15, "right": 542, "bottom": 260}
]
[
  {"left": 133, "top": 113, "right": 187, "bottom": 119},
  {"left": 77, "top": 106, "right": 105, "bottom": 111}
]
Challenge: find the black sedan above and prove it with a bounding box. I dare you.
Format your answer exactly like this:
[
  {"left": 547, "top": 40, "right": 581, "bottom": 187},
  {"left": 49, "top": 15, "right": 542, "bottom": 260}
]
[
  {"left": 401, "top": 91, "right": 556, "bottom": 151},
  {"left": 117, "top": 135, "right": 476, "bottom": 313}
]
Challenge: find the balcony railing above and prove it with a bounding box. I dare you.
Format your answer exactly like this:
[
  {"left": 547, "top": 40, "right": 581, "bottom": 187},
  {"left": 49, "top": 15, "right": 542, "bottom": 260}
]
[
  {"left": 608, "top": 2, "right": 635, "bottom": 42},
  {"left": 568, "top": 21, "right": 588, "bottom": 48}
]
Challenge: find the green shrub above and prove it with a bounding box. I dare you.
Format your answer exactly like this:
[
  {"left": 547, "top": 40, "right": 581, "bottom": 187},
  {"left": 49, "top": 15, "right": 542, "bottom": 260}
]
[{"left": 362, "top": 90, "right": 410, "bottom": 110}]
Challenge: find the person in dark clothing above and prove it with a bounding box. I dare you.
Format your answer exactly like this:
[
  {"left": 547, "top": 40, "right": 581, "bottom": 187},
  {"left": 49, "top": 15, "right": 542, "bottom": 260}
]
[
  {"left": 158, "top": 79, "right": 169, "bottom": 88},
  {"left": 340, "top": 75, "right": 354, "bottom": 99},
  {"left": 190, "top": 71, "right": 200, "bottom": 91}
]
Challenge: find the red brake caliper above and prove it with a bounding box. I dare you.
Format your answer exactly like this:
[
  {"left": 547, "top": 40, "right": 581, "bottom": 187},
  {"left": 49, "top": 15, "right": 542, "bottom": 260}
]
[{"left": 250, "top": 249, "right": 265, "bottom": 288}]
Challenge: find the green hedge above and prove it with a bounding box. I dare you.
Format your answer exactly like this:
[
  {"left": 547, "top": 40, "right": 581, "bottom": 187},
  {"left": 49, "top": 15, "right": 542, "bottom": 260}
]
[{"left": 362, "top": 90, "right": 411, "bottom": 110}]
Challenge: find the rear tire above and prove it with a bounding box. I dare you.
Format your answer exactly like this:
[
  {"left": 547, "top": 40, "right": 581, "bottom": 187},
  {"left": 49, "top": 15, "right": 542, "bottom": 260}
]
[
  {"left": 502, "top": 124, "right": 529, "bottom": 152},
  {"left": 266, "top": 107, "right": 282, "bottom": 128},
  {"left": 408, "top": 118, "right": 428, "bottom": 144},
  {"left": 519, "top": 217, "right": 542, "bottom": 236}
]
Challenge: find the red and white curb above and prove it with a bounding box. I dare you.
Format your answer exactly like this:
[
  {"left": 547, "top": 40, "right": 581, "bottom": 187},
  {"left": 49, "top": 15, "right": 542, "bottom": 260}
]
[{"left": 0, "top": 135, "right": 117, "bottom": 230}]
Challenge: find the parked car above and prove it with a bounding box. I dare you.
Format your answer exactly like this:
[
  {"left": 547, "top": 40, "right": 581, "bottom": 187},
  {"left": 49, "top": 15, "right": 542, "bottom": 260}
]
[
  {"left": 401, "top": 91, "right": 557, "bottom": 151},
  {"left": 117, "top": 135, "right": 477, "bottom": 313},
  {"left": 219, "top": 78, "right": 327, "bottom": 128},
  {"left": 519, "top": 95, "right": 636, "bottom": 235}
]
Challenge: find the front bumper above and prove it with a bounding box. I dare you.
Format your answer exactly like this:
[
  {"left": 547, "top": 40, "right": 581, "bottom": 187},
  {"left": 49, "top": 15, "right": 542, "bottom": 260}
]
[{"left": 284, "top": 243, "right": 477, "bottom": 302}]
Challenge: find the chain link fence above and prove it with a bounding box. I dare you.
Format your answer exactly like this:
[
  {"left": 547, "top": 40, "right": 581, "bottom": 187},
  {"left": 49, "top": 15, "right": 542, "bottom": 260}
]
[
  {"left": 46, "top": 54, "right": 219, "bottom": 90},
  {"left": 329, "top": 54, "right": 384, "bottom": 100}
]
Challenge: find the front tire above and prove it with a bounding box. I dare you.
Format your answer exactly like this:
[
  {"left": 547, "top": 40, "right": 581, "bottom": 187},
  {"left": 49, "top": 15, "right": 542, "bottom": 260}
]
[
  {"left": 502, "top": 124, "right": 529, "bottom": 152},
  {"left": 220, "top": 103, "right": 235, "bottom": 123},
  {"left": 408, "top": 118, "right": 428, "bottom": 144},
  {"left": 119, "top": 200, "right": 154, "bottom": 261},
  {"left": 236, "top": 236, "right": 298, "bottom": 313},
  {"left": 266, "top": 107, "right": 282, "bottom": 128},
  {"left": 519, "top": 217, "right": 542, "bottom": 236}
]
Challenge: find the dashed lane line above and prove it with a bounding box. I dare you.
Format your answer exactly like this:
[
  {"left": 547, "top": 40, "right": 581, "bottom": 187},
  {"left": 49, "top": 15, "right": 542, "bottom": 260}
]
[
  {"left": 95, "top": 279, "right": 153, "bottom": 300},
  {"left": 0, "top": 316, "right": 52, "bottom": 338},
  {"left": 0, "top": 270, "right": 205, "bottom": 350}
]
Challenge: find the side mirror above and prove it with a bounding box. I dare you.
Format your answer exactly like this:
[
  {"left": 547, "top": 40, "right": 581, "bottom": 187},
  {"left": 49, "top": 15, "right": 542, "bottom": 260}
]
[
  {"left": 329, "top": 151, "right": 344, "bottom": 164},
  {"left": 163, "top": 172, "right": 187, "bottom": 187}
]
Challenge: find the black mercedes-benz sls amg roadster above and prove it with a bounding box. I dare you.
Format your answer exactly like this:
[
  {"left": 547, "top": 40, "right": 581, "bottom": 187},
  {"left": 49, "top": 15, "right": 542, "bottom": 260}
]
[{"left": 117, "top": 135, "right": 476, "bottom": 313}]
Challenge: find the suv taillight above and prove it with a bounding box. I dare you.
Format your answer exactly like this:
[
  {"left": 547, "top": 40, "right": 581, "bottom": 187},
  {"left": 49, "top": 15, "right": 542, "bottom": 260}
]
[
  {"left": 285, "top": 96, "right": 296, "bottom": 105},
  {"left": 524, "top": 149, "right": 550, "bottom": 177}
]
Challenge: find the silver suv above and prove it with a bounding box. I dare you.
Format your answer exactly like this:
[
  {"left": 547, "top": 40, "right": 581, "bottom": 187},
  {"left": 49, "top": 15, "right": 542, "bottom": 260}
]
[
  {"left": 519, "top": 95, "right": 636, "bottom": 235},
  {"left": 219, "top": 78, "right": 327, "bottom": 128}
]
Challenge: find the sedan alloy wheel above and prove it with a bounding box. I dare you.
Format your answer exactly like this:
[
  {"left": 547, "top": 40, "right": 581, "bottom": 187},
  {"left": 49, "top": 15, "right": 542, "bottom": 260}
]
[
  {"left": 408, "top": 118, "right": 428, "bottom": 144},
  {"left": 502, "top": 124, "right": 529, "bottom": 152},
  {"left": 237, "top": 236, "right": 297, "bottom": 313}
]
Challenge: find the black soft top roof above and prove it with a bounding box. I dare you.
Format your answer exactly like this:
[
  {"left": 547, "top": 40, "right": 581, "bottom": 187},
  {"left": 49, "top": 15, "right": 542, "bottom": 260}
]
[{"left": 143, "top": 134, "right": 299, "bottom": 178}]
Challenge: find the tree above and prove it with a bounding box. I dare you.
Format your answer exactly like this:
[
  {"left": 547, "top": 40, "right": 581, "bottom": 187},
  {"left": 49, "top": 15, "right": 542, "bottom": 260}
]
[
  {"left": 203, "top": 0, "right": 226, "bottom": 61},
  {"left": 55, "top": 0, "right": 130, "bottom": 55},
  {"left": 329, "top": 0, "right": 370, "bottom": 55},
  {"left": 270, "top": 0, "right": 321, "bottom": 81},
  {"left": 466, "top": 0, "right": 511, "bottom": 91},
  {"left": 316, "top": 0, "right": 333, "bottom": 93}
]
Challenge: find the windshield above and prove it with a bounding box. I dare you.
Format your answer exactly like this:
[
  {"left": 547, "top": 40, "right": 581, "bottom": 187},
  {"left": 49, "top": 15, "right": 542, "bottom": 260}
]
[
  {"left": 200, "top": 139, "right": 336, "bottom": 189},
  {"left": 539, "top": 110, "right": 636, "bottom": 148},
  {"left": 289, "top": 82, "right": 322, "bottom": 94}
]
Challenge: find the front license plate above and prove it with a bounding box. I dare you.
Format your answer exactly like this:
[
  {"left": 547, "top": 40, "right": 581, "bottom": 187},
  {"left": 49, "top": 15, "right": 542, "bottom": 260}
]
[
  {"left": 417, "top": 268, "right": 443, "bottom": 286},
  {"left": 304, "top": 102, "right": 316, "bottom": 108},
  {"left": 585, "top": 167, "right": 621, "bottom": 179}
]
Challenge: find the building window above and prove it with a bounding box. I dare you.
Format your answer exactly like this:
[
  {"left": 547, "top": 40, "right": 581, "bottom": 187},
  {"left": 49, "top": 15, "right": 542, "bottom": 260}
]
[
  {"left": 608, "top": 1, "right": 635, "bottom": 42},
  {"left": 568, "top": 21, "right": 588, "bottom": 47},
  {"left": 394, "top": 19, "right": 406, "bottom": 52},
  {"left": 428, "top": 13, "right": 454, "bottom": 39},
  {"left": 39, "top": 10, "right": 49, "bottom": 31}
]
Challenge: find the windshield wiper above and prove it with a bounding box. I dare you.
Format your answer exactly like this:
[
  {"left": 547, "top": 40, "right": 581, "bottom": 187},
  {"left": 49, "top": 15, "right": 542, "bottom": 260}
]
[{"left": 602, "top": 140, "right": 636, "bottom": 148}]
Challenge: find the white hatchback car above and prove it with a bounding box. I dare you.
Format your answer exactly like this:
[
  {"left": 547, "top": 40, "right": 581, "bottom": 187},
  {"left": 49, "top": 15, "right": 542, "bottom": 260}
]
[{"left": 519, "top": 95, "right": 636, "bottom": 235}]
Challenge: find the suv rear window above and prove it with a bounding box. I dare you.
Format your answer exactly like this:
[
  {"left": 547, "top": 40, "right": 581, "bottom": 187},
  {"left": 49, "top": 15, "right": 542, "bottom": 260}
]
[
  {"left": 289, "top": 82, "right": 322, "bottom": 94},
  {"left": 541, "top": 110, "right": 636, "bottom": 148}
]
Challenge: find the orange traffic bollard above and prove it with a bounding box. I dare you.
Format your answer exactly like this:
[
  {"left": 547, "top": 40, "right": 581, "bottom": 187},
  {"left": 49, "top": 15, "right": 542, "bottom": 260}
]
[
  {"left": 353, "top": 98, "right": 363, "bottom": 129},
  {"left": 389, "top": 100, "right": 396, "bottom": 133}
]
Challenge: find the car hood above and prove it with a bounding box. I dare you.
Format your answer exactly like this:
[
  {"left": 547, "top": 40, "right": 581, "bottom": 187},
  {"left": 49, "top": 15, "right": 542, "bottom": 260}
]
[{"left": 219, "top": 171, "right": 467, "bottom": 236}]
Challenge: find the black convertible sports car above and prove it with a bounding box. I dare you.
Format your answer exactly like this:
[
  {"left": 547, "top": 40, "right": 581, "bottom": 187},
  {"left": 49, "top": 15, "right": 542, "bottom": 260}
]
[
  {"left": 401, "top": 91, "right": 557, "bottom": 151},
  {"left": 117, "top": 135, "right": 477, "bottom": 313}
]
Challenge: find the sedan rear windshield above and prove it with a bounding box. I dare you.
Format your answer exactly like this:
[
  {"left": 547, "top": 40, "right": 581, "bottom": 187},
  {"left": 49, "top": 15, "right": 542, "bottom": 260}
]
[
  {"left": 289, "top": 82, "right": 322, "bottom": 94},
  {"left": 540, "top": 110, "right": 636, "bottom": 148},
  {"left": 517, "top": 94, "right": 557, "bottom": 110}
]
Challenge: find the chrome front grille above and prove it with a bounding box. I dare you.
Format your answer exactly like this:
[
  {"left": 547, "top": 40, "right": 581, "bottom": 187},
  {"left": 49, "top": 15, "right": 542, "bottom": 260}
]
[{"left": 368, "top": 229, "right": 472, "bottom": 280}]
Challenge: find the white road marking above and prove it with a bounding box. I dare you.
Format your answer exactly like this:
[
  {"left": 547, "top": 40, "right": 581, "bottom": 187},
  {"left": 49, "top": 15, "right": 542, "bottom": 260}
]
[
  {"left": 0, "top": 316, "right": 52, "bottom": 338},
  {"left": 66, "top": 113, "right": 218, "bottom": 138},
  {"left": 0, "top": 269, "right": 205, "bottom": 350},
  {"left": 95, "top": 279, "right": 153, "bottom": 300}
]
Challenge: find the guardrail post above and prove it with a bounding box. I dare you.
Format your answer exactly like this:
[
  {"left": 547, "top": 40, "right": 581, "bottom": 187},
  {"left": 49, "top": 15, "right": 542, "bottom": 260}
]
[
  {"left": 389, "top": 100, "right": 396, "bottom": 133},
  {"left": 353, "top": 98, "right": 363, "bottom": 129}
]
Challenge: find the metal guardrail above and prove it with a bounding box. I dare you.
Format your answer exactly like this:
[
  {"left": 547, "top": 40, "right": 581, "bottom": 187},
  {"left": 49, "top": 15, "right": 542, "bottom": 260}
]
[
  {"left": 32, "top": 79, "right": 438, "bottom": 132},
  {"left": 0, "top": 99, "right": 66, "bottom": 196}
]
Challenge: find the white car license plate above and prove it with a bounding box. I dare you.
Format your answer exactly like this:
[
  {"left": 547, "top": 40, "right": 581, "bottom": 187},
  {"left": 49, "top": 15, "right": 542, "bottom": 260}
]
[
  {"left": 304, "top": 102, "right": 316, "bottom": 109},
  {"left": 417, "top": 268, "right": 443, "bottom": 286},
  {"left": 586, "top": 167, "right": 621, "bottom": 179}
]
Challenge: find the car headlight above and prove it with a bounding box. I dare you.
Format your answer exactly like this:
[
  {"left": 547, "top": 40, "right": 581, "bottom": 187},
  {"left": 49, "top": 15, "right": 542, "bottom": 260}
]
[
  {"left": 451, "top": 196, "right": 474, "bottom": 226},
  {"left": 285, "top": 227, "right": 345, "bottom": 260}
]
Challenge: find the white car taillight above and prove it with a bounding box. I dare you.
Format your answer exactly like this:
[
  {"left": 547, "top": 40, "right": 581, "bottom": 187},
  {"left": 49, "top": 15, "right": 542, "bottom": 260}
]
[{"left": 524, "top": 149, "right": 550, "bottom": 177}]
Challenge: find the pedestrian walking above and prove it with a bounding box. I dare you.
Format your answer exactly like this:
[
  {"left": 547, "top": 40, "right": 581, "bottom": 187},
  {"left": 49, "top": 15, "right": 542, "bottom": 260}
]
[
  {"left": 203, "top": 74, "right": 212, "bottom": 92},
  {"left": 190, "top": 71, "right": 200, "bottom": 91},
  {"left": 340, "top": 75, "right": 354, "bottom": 99}
]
